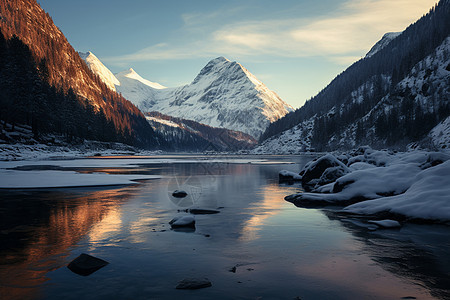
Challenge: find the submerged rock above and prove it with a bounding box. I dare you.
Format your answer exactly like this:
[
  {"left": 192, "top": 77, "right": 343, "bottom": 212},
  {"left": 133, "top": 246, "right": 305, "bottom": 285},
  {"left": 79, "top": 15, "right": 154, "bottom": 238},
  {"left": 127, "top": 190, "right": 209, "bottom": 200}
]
[
  {"left": 368, "top": 219, "right": 402, "bottom": 228},
  {"left": 176, "top": 278, "right": 212, "bottom": 289},
  {"left": 169, "top": 215, "right": 195, "bottom": 228},
  {"left": 172, "top": 190, "right": 188, "bottom": 198},
  {"left": 67, "top": 253, "right": 109, "bottom": 276},
  {"left": 189, "top": 208, "right": 220, "bottom": 215}
]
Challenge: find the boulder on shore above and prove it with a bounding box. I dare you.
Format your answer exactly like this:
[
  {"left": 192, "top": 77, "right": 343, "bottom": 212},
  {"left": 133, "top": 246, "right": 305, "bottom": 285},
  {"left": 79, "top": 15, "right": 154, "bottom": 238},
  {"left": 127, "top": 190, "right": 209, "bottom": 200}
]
[{"left": 302, "top": 154, "right": 350, "bottom": 185}]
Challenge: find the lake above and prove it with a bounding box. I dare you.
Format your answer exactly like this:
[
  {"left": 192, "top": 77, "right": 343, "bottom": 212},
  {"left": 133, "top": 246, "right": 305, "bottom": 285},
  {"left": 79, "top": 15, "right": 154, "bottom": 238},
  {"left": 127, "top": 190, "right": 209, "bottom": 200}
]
[{"left": 1, "top": 155, "right": 449, "bottom": 299}]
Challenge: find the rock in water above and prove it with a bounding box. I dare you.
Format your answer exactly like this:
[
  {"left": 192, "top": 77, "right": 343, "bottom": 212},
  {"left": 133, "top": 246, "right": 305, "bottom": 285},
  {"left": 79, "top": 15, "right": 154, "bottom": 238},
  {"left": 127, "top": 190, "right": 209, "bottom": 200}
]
[
  {"left": 67, "top": 253, "right": 109, "bottom": 276},
  {"left": 368, "top": 219, "right": 402, "bottom": 228},
  {"left": 169, "top": 215, "right": 195, "bottom": 228},
  {"left": 172, "top": 190, "right": 188, "bottom": 198},
  {"left": 189, "top": 208, "right": 220, "bottom": 214},
  {"left": 176, "top": 278, "right": 212, "bottom": 289}
]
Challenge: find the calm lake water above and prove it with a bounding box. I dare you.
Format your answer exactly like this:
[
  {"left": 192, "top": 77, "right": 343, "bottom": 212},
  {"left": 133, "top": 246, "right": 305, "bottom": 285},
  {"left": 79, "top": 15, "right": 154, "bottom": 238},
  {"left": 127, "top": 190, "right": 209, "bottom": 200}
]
[{"left": 1, "top": 155, "right": 449, "bottom": 299}]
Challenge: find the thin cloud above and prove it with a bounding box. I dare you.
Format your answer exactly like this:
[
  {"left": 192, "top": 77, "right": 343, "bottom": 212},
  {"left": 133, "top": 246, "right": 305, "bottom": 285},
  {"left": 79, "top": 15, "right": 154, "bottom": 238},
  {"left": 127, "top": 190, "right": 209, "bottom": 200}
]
[{"left": 103, "top": 0, "right": 438, "bottom": 66}]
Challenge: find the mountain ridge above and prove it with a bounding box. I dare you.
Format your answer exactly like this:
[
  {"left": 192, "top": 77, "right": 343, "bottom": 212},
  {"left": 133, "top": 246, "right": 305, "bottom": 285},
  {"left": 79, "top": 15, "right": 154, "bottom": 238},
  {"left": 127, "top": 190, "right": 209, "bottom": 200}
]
[
  {"left": 81, "top": 53, "right": 293, "bottom": 138},
  {"left": 258, "top": 0, "right": 450, "bottom": 151},
  {"left": 0, "top": 0, "right": 162, "bottom": 148}
]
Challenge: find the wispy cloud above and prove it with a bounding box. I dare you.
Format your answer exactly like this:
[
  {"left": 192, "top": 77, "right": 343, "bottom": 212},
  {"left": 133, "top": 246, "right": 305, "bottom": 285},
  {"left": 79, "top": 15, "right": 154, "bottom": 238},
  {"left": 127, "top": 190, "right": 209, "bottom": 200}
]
[{"left": 103, "top": 0, "right": 438, "bottom": 66}]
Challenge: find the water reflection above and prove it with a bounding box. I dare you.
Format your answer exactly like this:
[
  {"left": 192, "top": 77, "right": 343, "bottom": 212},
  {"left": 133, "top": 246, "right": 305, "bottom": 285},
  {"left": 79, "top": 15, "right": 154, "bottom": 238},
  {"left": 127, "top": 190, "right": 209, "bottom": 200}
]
[
  {"left": 3, "top": 155, "right": 445, "bottom": 299},
  {"left": 0, "top": 187, "right": 137, "bottom": 300},
  {"left": 240, "top": 184, "right": 299, "bottom": 242},
  {"left": 324, "top": 211, "right": 450, "bottom": 299}
]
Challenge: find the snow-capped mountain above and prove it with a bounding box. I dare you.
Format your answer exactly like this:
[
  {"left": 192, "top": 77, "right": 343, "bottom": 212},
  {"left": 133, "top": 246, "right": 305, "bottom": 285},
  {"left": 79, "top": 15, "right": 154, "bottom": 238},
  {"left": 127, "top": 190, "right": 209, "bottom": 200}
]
[
  {"left": 81, "top": 55, "right": 293, "bottom": 138},
  {"left": 365, "top": 32, "right": 401, "bottom": 58},
  {"left": 79, "top": 52, "right": 167, "bottom": 107},
  {"left": 144, "top": 57, "right": 293, "bottom": 138},
  {"left": 78, "top": 51, "right": 120, "bottom": 91}
]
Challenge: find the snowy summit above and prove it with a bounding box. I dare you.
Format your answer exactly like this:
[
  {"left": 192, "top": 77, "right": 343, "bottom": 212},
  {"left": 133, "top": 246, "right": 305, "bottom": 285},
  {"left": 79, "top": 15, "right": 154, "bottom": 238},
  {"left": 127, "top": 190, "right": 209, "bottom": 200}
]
[
  {"left": 81, "top": 53, "right": 293, "bottom": 138},
  {"left": 365, "top": 32, "right": 402, "bottom": 58}
]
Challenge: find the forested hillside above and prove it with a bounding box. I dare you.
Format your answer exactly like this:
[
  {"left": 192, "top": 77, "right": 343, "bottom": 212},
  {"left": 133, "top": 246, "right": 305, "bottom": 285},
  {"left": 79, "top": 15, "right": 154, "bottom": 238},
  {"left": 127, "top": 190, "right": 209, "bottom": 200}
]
[
  {"left": 260, "top": 0, "right": 450, "bottom": 151},
  {"left": 0, "top": 0, "right": 162, "bottom": 148}
]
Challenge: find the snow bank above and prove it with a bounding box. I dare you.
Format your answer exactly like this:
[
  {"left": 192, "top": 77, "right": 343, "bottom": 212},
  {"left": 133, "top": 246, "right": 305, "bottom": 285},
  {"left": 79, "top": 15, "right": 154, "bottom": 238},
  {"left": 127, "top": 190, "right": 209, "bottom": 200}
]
[
  {"left": 0, "top": 141, "right": 139, "bottom": 161},
  {"left": 0, "top": 169, "right": 161, "bottom": 189},
  {"left": 286, "top": 147, "right": 450, "bottom": 221},
  {"left": 344, "top": 160, "right": 450, "bottom": 221}
]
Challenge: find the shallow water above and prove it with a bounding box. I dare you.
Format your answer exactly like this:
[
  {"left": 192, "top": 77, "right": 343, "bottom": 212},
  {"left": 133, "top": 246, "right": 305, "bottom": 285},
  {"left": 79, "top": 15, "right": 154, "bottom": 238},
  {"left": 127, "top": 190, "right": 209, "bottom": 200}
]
[{"left": 0, "top": 155, "right": 449, "bottom": 299}]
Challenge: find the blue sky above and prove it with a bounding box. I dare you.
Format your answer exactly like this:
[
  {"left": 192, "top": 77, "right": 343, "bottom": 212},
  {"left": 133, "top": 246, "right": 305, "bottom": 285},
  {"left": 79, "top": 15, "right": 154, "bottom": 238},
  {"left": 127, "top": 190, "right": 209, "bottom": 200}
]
[{"left": 39, "top": 0, "right": 438, "bottom": 108}]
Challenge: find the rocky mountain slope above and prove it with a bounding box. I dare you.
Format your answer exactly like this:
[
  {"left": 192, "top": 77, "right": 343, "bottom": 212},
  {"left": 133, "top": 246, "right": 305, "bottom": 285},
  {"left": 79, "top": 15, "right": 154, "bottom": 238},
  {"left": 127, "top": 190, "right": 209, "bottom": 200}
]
[
  {"left": 145, "top": 112, "right": 257, "bottom": 152},
  {"left": 254, "top": 35, "right": 450, "bottom": 153},
  {"left": 257, "top": 0, "right": 449, "bottom": 153}
]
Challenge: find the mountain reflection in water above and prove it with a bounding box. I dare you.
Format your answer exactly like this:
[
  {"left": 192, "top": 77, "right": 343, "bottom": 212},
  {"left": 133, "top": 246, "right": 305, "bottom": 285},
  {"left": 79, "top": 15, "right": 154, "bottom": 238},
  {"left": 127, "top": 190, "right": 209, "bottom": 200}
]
[{"left": 0, "top": 187, "right": 138, "bottom": 300}]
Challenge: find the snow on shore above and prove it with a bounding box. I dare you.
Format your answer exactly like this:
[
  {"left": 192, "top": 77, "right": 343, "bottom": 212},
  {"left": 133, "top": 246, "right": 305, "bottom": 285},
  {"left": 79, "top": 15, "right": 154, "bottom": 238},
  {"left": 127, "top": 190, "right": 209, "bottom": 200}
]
[
  {"left": 345, "top": 160, "right": 450, "bottom": 221},
  {"left": 285, "top": 147, "right": 450, "bottom": 222},
  {"left": 0, "top": 169, "right": 161, "bottom": 189}
]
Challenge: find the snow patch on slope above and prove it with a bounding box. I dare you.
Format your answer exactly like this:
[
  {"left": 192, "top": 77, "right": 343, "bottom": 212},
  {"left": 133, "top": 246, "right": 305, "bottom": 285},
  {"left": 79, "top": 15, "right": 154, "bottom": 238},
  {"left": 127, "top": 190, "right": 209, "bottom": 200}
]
[
  {"left": 116, "top": 68, "right": 166, "bottom": 90},
  {"left": 252, "top": 118, "right": 314, "bottom": 154},
  {"left": 365, "top": 32, "right": 401, "bottom": 58},
  {"left": 430, "top": 116, "right": 450, "bottom": 150}
]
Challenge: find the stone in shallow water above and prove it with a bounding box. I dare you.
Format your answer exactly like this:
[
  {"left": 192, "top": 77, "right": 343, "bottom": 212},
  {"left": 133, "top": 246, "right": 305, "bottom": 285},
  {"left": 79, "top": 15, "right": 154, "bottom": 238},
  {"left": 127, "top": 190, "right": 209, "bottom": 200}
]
[
  {"left": 67, "top": 253, "right": 109, "bottom": 276},
  {"left": 172, "top": 190, "right": 188, "bottom": 198},
  {"left": 368, "top": 219, "right": 401, "bottom": 228},
  {"left": 189, "top": 208, "right": 220, "bottom": 214},
  {"left": 176, "top": 278, "right": 212, "bottom": 289},
  {"left": 169, "top": 215, "right": 195, "bottom": 228}
]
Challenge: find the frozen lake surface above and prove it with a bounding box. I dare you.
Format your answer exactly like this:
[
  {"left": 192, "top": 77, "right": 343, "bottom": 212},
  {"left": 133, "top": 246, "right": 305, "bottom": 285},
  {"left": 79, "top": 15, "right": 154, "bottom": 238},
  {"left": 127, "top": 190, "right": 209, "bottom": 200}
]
[{"left": 0, "top": 155, "right": 449, "bottom": 299}]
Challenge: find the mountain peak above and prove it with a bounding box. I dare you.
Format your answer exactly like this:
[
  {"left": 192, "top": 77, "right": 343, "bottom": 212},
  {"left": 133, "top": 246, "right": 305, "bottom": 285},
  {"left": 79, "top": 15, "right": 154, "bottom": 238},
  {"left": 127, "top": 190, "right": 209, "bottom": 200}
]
[
  {"left": 210, "top": 56, "right": 230, "bottom": 64},
  {"left": 150, "top": 57, "right": 293, "bottom": 138},
  {"left": 79, "top": 51, "right": 119, "bottom": 91},
  {"left": 115, "top": 68, "right": 166, "bottom": 90}
]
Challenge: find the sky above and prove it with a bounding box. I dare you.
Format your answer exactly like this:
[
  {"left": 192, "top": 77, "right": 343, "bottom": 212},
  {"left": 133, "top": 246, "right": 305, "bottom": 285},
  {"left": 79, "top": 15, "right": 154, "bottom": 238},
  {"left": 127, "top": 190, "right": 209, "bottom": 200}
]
[{"left": 39, "top": 0, "right": 438, "bottom": 108}]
